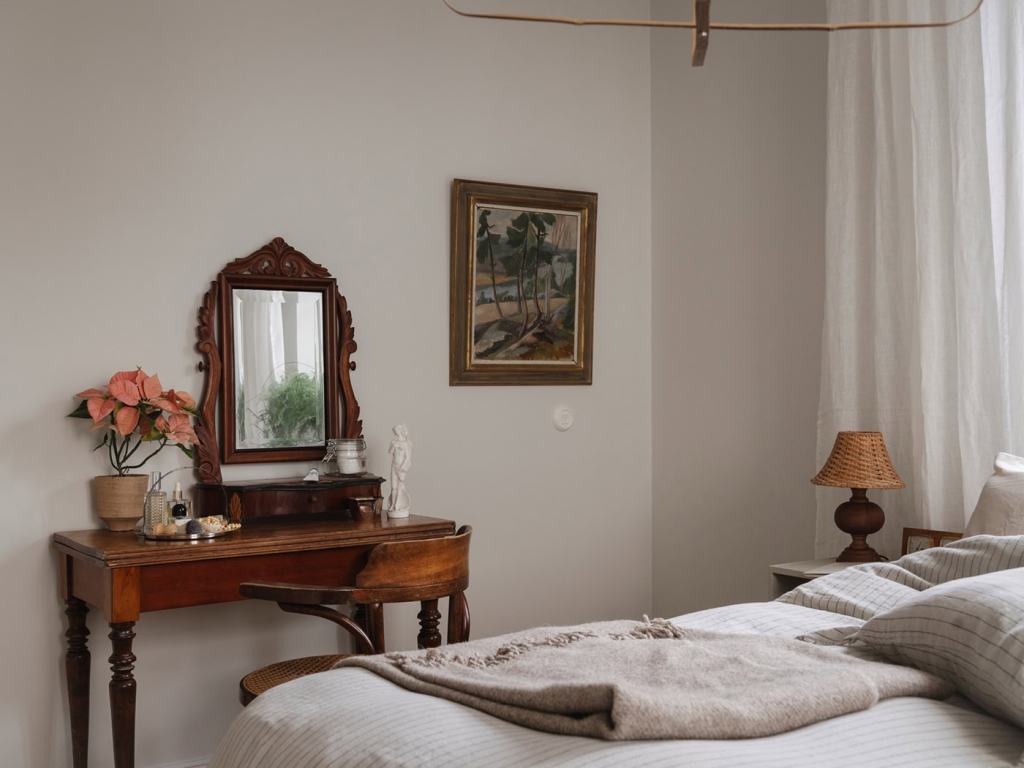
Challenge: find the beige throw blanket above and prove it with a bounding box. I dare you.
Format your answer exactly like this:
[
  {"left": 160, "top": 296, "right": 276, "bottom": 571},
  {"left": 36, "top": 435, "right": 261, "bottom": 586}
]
[{"left": 337, "top": 618, "right": 952, "bottom": 740}]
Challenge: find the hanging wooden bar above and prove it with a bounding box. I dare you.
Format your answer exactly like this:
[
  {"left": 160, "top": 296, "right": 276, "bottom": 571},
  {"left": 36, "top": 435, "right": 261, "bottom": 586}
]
[{"left": 443, "top": 0, "right": 986, "bottom": 67}]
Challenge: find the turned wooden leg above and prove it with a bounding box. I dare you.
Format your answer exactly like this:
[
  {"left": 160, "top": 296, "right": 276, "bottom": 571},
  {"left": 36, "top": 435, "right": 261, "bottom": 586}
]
[
  {"left": 108, "top": 622, "right": 136, "bottom": 768},
  {"left": 417, "top": 599, "right": 442, "bottom": 649},
  {"left": 366, "top": 603, "right": 385, "bottom": 653},
  {"left": 65, "top": 598, "right": 90, "bottom": 768}
]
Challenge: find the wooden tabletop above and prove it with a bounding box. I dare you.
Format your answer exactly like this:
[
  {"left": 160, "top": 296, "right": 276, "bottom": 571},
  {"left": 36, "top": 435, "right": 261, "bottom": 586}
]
[
  {"left": 53, "top": 514, "right": 455, "bottom": 568},
  {"left": 769, "top": 559, "right": 859, "bottom": 578}
]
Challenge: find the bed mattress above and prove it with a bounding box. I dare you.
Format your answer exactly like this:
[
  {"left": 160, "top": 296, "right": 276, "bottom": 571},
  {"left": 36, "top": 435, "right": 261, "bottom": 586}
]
[{"left": 210, "top": 602, "right": 1024, "bottom": 767}]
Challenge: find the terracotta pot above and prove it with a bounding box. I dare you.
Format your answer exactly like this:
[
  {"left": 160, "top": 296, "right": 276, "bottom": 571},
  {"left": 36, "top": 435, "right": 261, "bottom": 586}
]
[{"left": 92, "top": 474, "right": 149, "bottom": 531}]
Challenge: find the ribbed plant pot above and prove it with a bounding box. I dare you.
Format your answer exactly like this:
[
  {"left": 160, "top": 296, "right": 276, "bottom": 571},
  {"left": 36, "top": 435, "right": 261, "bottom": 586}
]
[{"left": 92, "top": 474, "right": 149, "bottom": 531}]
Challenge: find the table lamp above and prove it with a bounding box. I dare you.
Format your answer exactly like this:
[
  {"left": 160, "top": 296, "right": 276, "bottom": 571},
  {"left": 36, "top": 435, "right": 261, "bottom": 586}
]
[{"left": 812, "top": 431, "right": 905, "bottom": 562}]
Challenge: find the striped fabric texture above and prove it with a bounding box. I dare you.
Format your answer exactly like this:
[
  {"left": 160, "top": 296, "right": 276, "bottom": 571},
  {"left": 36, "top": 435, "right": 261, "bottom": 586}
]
[
  {"left": 851, "top": 567, "right": 1024, "bottom": 730},
  {"left": 670, "top": 600, "right": 865, "bottom": 636},
  {"left": 209, "top": 600, "right": 1024, "bottom": 768},
  {"left": 210, "top": 668, "right": 1024, "bottom": 768},
  {"left": 778, "top": 535, "right": 1024, "bottom": 620}
]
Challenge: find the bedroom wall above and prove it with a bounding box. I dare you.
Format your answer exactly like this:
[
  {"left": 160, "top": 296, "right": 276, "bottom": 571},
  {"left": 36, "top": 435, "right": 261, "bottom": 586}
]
[
  {"left": 651, "top": 0, "right": 828, "bottom": 616},
  {"left": 0, "top": 1, "right": 652, "bottom": 765}
]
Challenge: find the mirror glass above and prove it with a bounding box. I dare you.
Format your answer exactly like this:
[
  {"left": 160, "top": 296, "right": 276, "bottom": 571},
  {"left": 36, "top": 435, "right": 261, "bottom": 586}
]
[{"left": 232, "top": 288, "right": 326, "bottom": 450}]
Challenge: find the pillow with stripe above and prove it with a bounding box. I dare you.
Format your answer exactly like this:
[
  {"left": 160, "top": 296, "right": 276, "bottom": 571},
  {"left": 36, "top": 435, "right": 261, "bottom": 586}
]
[
  {"left": 777, "top": 535, "right": 1024, "bottom": 620},
  {"left": 851, "top": 567, "right": 1024, "bottom": 729}
]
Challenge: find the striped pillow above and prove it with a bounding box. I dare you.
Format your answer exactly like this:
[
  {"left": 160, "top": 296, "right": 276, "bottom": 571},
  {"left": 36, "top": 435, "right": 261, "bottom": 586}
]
[
  {"left": 777, "top": 535, "right": 1024, "bottom": 620},
  {"left": 851, "top": 567, "right": 1024, "bottom": 729}
]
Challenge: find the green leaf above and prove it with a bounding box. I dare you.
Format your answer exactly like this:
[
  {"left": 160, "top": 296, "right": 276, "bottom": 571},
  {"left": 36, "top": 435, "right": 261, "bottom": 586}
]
[{"left": 67, "top": 401, "right": 91, "bottom": 419}]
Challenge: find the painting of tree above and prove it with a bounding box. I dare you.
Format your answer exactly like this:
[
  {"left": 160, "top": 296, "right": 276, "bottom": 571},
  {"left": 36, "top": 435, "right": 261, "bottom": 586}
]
[
  {"left": 472, "top": 205, "right": 580, "bottom": 363},
  {"left": 451, "top": 179, "right": 596, "bottom": 385}
]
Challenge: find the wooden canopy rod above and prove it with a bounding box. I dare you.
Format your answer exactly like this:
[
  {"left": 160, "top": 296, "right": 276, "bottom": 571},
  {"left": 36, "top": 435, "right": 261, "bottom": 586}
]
[{"left": 443, "top": 0, "right": 987, "bottom": 67}]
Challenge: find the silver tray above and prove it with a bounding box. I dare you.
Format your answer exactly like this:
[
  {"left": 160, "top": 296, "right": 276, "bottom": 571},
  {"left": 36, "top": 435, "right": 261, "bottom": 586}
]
[{"left": 141, "top": 528, "right": 237, "bottom": 542}]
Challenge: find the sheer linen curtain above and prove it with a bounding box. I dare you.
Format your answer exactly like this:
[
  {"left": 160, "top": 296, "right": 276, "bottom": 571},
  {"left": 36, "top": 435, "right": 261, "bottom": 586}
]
[{"left": 817, "top": 0, "right": 1024, "bottom": 558}]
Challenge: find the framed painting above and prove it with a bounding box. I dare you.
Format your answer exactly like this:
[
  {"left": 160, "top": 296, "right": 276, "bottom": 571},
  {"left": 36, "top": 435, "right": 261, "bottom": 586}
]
[{"left": 450, "top": 179, "right": 597, "bottom": 385}]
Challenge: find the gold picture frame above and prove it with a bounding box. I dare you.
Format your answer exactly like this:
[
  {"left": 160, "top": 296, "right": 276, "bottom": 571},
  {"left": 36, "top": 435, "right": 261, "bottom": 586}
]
[{"left": 450, "top": 179, "right": 597, "bottom": 385}]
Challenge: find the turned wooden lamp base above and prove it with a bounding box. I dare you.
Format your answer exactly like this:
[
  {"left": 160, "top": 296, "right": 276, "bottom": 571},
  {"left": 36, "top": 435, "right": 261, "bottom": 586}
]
[{"left": 834, "top": 488, "right": 886, "bottom": 563}]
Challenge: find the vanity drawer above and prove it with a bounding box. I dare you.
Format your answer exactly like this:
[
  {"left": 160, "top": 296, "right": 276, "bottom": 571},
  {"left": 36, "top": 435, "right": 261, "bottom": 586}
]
[{"left": 195, "top": 477, "right": 384, "bottom": 521}]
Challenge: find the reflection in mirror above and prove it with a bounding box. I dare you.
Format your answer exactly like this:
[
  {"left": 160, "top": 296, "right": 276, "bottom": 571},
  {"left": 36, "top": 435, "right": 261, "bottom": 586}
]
[{"left": 233, "top": 289, "right": 325, "bottom": 450}]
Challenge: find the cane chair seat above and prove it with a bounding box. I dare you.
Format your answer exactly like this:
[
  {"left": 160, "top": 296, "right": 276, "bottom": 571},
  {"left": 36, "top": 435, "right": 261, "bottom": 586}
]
[{"left": 239, "top": 653, "right": 350, "bottom": 706}]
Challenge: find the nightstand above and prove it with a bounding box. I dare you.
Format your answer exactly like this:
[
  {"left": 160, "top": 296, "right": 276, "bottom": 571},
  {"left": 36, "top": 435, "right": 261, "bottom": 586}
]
[{"left": 770, "top": 559, "right": 861, "bottom": 598}]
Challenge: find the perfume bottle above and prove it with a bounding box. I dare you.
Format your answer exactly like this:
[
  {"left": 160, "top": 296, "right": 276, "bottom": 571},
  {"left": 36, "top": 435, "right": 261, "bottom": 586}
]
[
  {"left": 143, "top": 471, "right": 168, "bottom": 532},
  {"left": 169, "top": 481, "right": 192, "bottom": 532}
]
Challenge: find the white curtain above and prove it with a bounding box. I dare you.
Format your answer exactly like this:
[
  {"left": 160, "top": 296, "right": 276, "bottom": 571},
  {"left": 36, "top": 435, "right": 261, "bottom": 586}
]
[{"left": 817, "top": 0, "right": 1024, "bottom": 558}]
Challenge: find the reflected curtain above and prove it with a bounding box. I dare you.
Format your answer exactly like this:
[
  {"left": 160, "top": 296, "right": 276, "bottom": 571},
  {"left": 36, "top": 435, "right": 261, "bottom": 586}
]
[
  {"left": 236, "top": 291, "right": 285, "bottom": 448},
  {"left": 817, "top": 0, "right": 1024, "bottom": 557}
]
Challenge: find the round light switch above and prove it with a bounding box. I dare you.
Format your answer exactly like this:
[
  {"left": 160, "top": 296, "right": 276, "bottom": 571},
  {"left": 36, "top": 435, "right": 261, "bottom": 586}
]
[{"left": 553, "top": 406, "right": 575, "bottom": 432}]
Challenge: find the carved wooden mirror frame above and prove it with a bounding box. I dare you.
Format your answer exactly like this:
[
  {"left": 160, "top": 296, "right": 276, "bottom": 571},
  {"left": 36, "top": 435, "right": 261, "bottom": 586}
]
[{"left": 193, "top": 237, "right": 363, "bottom": 484}]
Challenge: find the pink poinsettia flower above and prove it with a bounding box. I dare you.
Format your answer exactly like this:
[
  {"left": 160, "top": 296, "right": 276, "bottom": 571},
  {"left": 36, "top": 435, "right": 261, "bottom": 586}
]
[
  {"left": 109, "top": 369, "right": 141, "bottom": 385},
  {"left": 71, "top": 368, "right": 199, "bottom": 475},
  {"left": 169, "top": 389, "right": 196, "bottom": 411},
  {"left": 108, "top": 371, "right": 141, "bottom": 406},
  {"left": 149, "top": 389, "right": 198, "bottom": 415},
  {"left": 148, "top": 395, "right": 182, "bottom": 414},
  {"left": 157, "top": 414, "right": 197, "bottom": 445},
  {"left": 114, "top": 405, "right": 141, "bottom": 436},
  {"left": 139, "top": 373, "right": 162, "bottom": 400},
  {"left": 87, "top": 397, "right": 115, "bottom": 423}
]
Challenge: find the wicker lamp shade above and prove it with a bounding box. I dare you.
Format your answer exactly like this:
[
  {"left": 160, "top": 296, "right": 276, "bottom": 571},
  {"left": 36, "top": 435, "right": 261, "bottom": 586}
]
[{"left": 812, "top": 432, "right": 904, "bottom": 490}]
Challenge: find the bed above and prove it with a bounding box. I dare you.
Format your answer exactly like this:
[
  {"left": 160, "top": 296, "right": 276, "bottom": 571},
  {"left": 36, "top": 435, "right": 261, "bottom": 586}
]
[{"left": 210, "top": 537, "right": 1024, "bottom": 768}]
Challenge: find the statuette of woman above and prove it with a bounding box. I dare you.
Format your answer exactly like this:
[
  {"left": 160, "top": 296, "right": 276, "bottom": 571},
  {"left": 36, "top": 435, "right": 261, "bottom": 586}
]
[{"left": 386, "top": 424, "right": 412, "bottom": 518}]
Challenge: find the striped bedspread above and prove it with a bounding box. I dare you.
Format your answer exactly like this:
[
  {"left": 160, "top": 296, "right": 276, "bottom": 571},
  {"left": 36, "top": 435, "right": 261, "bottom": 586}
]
[{"left": 210, "top": 601, "right": 1024, "bottom": 768}]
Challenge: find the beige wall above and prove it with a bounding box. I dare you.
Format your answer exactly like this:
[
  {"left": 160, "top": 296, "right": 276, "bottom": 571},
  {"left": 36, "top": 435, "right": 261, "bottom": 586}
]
[
  {"left": 651, "top": 0, "right": 828, "bottom": 616},
  {"left": 0, "top": 2, "right": 652, "bottom": 765}
]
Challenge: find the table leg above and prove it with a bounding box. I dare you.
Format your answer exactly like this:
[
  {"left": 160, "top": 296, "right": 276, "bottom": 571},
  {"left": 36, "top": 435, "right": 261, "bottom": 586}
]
[
  {"left": 65, "top": 597, "right": 90, "bottom": 768},
  {"left": 108, "top": 622, "right": 136, "bottom": 768},
  {"left": 417, "top": 599, "right": 441, "bottom": 649}
]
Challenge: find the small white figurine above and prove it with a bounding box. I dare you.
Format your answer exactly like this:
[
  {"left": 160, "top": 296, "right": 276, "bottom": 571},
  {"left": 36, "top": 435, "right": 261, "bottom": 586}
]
[
  {"left": 386, "top": 424, "right": 412, "bottom": 518},
  {"left": 303, "top": 468, "right": 320, "bottom": 483}
]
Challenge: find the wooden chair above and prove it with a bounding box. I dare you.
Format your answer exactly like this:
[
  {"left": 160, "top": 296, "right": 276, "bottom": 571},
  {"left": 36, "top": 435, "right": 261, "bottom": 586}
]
[{"left": 237, "top": 524, "right": 471, "bottom": 705}]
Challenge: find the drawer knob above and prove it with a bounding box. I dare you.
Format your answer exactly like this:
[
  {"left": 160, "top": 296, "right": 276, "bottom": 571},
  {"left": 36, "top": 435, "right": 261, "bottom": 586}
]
[{"left": 307, "top": 495, "right": 318, "bottom": 503}]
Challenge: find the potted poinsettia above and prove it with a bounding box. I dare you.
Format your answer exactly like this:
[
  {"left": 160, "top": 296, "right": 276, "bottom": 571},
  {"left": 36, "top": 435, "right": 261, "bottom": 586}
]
[{"left": 70, "top": 368, "right": 199, "bottom": 530}]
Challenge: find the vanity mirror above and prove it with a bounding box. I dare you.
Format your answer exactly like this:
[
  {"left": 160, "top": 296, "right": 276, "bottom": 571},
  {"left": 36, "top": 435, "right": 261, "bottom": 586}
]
[
  {"left": 231, "top": 287, "right": 328, "bottom": 453},
  {"left": 192, "top": 238, "right": 382, "bottom": 521}
]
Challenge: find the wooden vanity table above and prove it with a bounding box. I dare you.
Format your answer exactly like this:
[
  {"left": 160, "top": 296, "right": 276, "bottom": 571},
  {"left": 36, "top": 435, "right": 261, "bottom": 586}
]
[
  {"left": 54, "top": 513, "right": 455, "bottom": 768},
  {"left": 53, "top": 238, "right": 438, "bottom": 767}
]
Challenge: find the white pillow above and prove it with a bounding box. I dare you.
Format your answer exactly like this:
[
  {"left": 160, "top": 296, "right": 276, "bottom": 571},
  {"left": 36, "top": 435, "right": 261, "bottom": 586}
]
[
  {"left": 851, "top": 567, "right": 1024, "bottom": 729},
  {"left": 965, "top": 452, "right": 1024, "bottom": 536},
  {"left": 778, "top": 535, "right": 1024, "bottom": 620}
]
